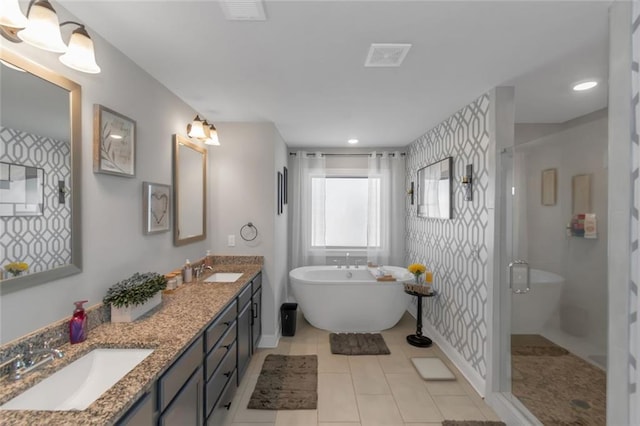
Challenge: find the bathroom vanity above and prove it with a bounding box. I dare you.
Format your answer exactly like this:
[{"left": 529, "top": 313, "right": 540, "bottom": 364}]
[{"left": 0, "top": 261, "right": 262, "bottom": 426}]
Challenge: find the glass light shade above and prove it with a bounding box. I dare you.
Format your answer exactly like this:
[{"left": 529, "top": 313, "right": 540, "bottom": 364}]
[
  {"left": 187, "top": 115, "right": 206, "bottom": 139},
  {"left": 59, "top": 27, "right": 101, "bottom": 74},
  {"left": 205, "top": 125, "right": 220, "bottom": 146},
  {"left": 17, "top": 1, "right": 67, "bottom": 53},
  {"left": 0, "top": 0, "right": 28, "bottom": 28}
]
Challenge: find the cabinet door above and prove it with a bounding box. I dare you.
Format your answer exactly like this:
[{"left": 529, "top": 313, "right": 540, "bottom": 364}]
[
  {"left": 251, "top": 287, "right": 262, "bottom": 353},
  {"left": 237, "top": 302, "right": 251, "bottom": 385},
  {"left": 116, "top": 389, "right": 155, "bottom": 426},
  {"left": 159, "top": 367, "right": 203, "bottom": 426}
]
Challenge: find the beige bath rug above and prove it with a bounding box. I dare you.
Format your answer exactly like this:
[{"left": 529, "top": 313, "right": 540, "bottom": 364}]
[
  {"left": 329, "top": 333, "right": 390, "bottom": 355},
  {"left": 247, "top": 354, "right": 317, "bottom": 410}
]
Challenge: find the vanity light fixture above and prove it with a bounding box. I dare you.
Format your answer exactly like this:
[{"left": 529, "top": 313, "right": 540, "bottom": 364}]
[
  {"left": 202, "top": 121, "right": 220, "bottom": 146},
  {"left": 0, "top": 0, "right": 101, "bottom": 74},
  {"left": 186, "top": 115, "right": 207, "bottom": 139},
  {"left": 0, "top": 0, "right": 28, "bottom": 29},
  {"left": 186, "top": 116, "right": 220, "bottom": 146},
  {"left": 572, "top": 80, "right": 598, "bottom": 92}
]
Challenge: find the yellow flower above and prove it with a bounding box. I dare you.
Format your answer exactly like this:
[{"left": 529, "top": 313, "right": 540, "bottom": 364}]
[
  {"left": 407, "top": 263, "right": 426, "bottom": 275},
  {"left": 5, "top": 262, "right": 29, "bottom": 274}
]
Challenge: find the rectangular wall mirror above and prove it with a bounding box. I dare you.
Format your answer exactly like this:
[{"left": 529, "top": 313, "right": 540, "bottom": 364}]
[
  {"left": 417, "top": 156, "right": 452, "bottom": 219},
  {"left": 173, "top": 134, "right": 207, "bottom": 246},
  {"left": 0, "top": 49, "right": 82, "bottom": 290}
]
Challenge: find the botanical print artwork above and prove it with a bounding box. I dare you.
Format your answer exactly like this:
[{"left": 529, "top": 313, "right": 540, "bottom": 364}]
[{"left": 100, "top": 109, "right": 134, "bottom": 174}]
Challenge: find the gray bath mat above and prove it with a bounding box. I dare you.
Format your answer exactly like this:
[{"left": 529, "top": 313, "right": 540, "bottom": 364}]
[
  {"left": 247, "top": 354, "right": 317, "bottom": 410},
  {"left": 329, "top": 333, "right": 390, "bottom": 355}
]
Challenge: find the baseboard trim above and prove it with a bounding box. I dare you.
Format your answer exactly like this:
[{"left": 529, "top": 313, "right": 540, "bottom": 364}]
[
  {"left": 408, "top": 308, "right": 486, "bottom": 396},
  {"left": 257, "top": 332, "right": 280, "bottom": 348}
]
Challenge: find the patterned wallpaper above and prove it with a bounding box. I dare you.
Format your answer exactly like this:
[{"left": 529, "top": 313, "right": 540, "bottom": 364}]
[
  {"left": 0, "top": 127, "right": 71, "bottom": 274},
  {"left": 630, "top": 1, "right": 639, "bottom": 422},
  {"left": 406, "top": 94, "right": 491, "bottom": 378}
]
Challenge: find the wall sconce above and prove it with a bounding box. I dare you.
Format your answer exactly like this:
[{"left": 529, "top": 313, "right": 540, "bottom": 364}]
[
  {"left": 461, "top": 164, "right": 473, "bottom": 201},
  {"left": 0, "top": 0, "right": 101, "bottom": 74},
  {"left": 407, "top": 182, "right": 414, "bottom": 205},
  {"left": 186, "top": 115, "right": 220, "bottom": 146}
]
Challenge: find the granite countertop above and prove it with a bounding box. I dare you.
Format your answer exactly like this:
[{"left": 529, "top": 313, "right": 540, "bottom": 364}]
[{"left": 0, "top": 261, "right": 262, "bottom": 426}]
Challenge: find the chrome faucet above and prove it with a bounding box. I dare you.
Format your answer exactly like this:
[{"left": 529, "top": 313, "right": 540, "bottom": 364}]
[
  {"left": 345, "top": 252, "right": 350, "bottom": 269},
  {"left": 1, "top": 341, "right": 64, "bottom": 381}
]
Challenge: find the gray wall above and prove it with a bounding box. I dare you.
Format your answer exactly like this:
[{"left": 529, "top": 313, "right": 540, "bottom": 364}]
[
  {"left": 406, "top": 93, "right": 491, "bottom": 382},
  {"left": 629, "top": 1, "right": 639, "bottom": 423},
  {"left": 0, "top": 6, "right": 209, "bottom": 343},
  {"left": 210, "top": 122, "right": 288, "bottom": 345}
]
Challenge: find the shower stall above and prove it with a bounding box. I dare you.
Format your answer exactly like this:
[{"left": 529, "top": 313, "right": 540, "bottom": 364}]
[{"left": 498, "top": 111, "right": 608, "bottom": 424}]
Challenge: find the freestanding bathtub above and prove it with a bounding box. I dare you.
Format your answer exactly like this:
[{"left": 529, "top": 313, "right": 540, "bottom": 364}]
[
  {"left": 289, "top": 265, "right": 413, "bottom": 332},
  {"left": 511, "top": 268, "right": 565, "bottom": 334}
]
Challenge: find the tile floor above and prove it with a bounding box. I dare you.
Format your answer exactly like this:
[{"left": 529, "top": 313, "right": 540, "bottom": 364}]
[{"left": 222, "top": 312, "right": 501, "bottom": 426}]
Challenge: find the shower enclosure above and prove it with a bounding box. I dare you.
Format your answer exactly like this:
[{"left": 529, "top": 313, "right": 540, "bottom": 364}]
[{"left": 498, "top": 113, "right": 608, "bottom": 424}]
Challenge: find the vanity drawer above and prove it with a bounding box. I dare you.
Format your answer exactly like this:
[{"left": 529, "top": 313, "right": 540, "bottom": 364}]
[
  {"left": 238, "top": 283, "right": 252, "bottom": 310},
  {"left": 206, "top": 369, "right": 238, "bottom": 426},
  {"left": 205, "top": 321, "right": 236, "bottom": 380},
  {"left": 205, "top": 341, "right": 237, "bottom": 416},
  {"left": 206, "top": 300, "right": 237, "bottom": 352},
  {"left": 158, "top": 336, "right": 203, "bottom": 412}
]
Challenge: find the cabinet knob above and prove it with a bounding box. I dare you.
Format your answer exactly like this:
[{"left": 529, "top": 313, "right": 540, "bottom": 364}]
[
  {"left": 224, "top": 370, "right": 232, "bottom": 378},
  {"left": 223, "top": 402, "right": 232, "bottom": 410}
]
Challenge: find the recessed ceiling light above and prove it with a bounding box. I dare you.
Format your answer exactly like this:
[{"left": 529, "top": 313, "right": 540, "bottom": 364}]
[
  {"left": 348, "top": 139, "right": 359, "bottom": 144},
  {"left": 572, "top": 80, "right": 598, "bottom": 91}
]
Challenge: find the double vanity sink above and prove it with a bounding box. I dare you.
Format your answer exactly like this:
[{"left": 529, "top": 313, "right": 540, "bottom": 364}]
[{"left": 0, "top": 260, "right": 262, "bottom": 425}]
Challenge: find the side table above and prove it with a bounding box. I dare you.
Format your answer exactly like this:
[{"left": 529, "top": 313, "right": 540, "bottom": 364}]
[{"left": 404, "top": 288, "right": 436, "bottom": 347}]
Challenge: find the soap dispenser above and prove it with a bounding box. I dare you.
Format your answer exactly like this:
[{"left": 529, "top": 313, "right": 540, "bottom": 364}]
[{"left": 70, "top": 300, "right": 88, "bottom": 344}]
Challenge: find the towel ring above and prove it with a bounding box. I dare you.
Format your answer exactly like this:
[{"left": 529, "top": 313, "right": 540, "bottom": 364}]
[{"left": 240, "top": 222, "right": 258, "bottom": 241}]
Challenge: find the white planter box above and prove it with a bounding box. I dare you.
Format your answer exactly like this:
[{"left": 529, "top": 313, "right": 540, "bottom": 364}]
[{"left": 110, "top": 292, "right": 162, "bottom": 323}]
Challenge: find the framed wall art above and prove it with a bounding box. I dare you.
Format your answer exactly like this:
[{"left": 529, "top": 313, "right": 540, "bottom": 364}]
[
  {"left": 143, "top": 182, "right": 170, "bottom": 234},
  {"left": 93, "top": 104, "right": 136, "bottom": 177},
  {"left": 541, "top": 168, "right": 557, "bottom": 206}
]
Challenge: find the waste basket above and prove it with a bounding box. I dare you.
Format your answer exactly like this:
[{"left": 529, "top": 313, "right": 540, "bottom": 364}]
[{"left": 280, "top": 303, "right": 298, "bottom": 336}]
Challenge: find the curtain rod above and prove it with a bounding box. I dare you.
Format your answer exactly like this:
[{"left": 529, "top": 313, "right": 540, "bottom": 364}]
[{"left": 288, "top": 152, "right": 405, "bottom": 157}]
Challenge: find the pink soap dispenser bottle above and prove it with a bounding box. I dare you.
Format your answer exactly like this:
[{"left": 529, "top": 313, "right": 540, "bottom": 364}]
[{"left": 70, "top": 300, "right": 88, "bottom": 344}]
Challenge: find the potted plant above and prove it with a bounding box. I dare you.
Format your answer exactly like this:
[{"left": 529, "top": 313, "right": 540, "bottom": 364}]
[
  {"left": 4, "top": 261, "right": 29, "bottom": 277},
  {"left": 104, "top": 272, "right": 167, "bottom": 322}
]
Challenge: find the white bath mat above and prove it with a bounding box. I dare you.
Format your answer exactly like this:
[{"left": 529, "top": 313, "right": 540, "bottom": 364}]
[{"left": 411, "top": 357, "right": 456, "bottom": 381}]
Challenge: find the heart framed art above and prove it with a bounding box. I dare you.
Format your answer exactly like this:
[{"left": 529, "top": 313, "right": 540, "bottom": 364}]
[{"left": 143, "top": 182, "right": 171, "bottom": 235}]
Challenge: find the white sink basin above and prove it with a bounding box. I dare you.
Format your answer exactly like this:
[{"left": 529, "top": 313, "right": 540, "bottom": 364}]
[
  {"left": 0, "top": 348, "right": 153, "bottom": 411},
  {"left": 204, "top": 272, "right": 243, "bottom": 283}
]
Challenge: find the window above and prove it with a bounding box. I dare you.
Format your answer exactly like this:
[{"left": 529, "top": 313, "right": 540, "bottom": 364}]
[{"left": 311, "top": 176, "right": 380, "bottom": 248}]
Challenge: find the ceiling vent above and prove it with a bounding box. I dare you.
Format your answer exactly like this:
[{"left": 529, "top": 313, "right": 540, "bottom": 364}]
[
  {"left": 365, "top": 43, "right": 412, "bottom": 67},
  {"left": 221, "top": 0, "right": 266, "bottom": 21}
]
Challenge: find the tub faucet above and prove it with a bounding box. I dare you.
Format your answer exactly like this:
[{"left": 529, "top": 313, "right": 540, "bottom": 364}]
[{"left": 345, "top": 252, "right": 350, "bottom": 269}]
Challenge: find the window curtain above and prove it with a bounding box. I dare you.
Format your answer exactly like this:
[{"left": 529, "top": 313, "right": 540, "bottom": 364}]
[
  {"left": 289, "top": 152, "right": 326, "bottom": 268},
  {"left": 367, "top": 152, "right": 405, "bottom": 266}
]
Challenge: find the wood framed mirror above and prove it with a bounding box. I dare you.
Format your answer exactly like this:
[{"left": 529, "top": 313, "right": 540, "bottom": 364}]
[
  {"left": 172, "top": 134, "right": 207, "bottom": 246},
  {"left": 0, "top": 49, "right": 82, "bottom": 291}
]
